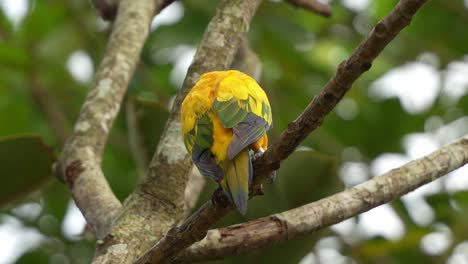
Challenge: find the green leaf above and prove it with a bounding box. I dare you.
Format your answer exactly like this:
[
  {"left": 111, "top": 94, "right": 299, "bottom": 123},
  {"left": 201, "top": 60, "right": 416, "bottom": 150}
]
[{"left": 0, "top": 134, "right": 55, "bottom": 207}]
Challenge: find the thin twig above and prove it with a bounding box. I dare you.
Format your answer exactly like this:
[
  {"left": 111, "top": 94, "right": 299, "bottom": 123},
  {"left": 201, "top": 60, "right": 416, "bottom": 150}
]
[
  {"left": 30, "top": 69, "right": 70, "bottom": 145},
  {"left": 286, "top": 0, "right": 332, "bottom": 17},
  {"left": 57, "top": 0, "right": 159, "bottom": 240},
  {"left": 176, "top": 135, "right": 468, "bottom": 262},
  {"left": 125, "top": 99, "right": 149, "bottom": 179},
  {"left": 135, "top": 0, "right": 430, "bottom": 262}
]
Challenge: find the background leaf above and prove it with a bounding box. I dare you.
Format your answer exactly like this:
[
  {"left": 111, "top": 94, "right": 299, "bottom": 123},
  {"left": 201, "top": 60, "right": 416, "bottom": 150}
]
[
  {"left": 0, "top": 135, "right": 55, "bottom": 208},
  {"left": 1, "top": 0, "right": 468, "bottom": 263}
]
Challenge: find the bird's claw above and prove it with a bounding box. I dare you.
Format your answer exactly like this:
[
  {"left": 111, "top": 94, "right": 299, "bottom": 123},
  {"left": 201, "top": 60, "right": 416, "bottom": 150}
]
[{"left": 252, "top": 148, "right": 265, "bottom": 162}]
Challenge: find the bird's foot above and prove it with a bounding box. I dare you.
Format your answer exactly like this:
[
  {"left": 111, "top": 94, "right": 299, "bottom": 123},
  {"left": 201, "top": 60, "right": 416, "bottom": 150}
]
[{"left": 251, "top": 147, "right": 265, "bottom": 162}]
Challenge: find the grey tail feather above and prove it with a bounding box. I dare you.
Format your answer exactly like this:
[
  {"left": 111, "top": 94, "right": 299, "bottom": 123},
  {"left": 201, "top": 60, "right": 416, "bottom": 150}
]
[
  {"left": 224, "top": 169, "right": 249, "bottom": 215},
  {"left": 233, "top": 192, "right": 248, "bottom": 215}
]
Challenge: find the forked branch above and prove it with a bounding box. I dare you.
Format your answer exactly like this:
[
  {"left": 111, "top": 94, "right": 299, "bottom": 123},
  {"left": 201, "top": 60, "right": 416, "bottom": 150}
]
[
  {"left": 57, "top": 0, "right": 161, "bottom": 240},
  {"left": 135, "top": 0, "right": 430, "bottom": 262}
]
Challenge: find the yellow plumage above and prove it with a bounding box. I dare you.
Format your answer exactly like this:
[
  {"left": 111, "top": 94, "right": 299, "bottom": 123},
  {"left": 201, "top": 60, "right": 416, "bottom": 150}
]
[{"left": 181, "top": 70, "right": 272, "bottom": 214}]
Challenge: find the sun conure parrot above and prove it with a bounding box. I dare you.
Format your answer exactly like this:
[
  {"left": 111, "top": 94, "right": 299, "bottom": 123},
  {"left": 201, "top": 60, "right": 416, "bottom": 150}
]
[{"left": 181, "top": 70, "right": 272, "bottom": 215}]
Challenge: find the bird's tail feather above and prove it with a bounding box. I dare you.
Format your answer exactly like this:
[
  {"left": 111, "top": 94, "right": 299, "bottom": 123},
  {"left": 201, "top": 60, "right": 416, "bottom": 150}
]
[{"left": 221, "top": 148, "right": 251, "bottom": 215}]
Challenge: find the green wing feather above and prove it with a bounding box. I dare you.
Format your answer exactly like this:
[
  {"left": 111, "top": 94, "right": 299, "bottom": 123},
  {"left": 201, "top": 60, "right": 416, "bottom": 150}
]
[
  {"left": 213, "top": 99, "right": 249, "bottom": 128},
  {"left": 214, "top": 96, "right": 271, "bottom": 159},
  {"left": 193, "top": 114, "right": 213, "bottom": 149},
  {"left": 183, "top": 114, "right": 213, "bottom": 153},
  {"left": 185, "top": 114, "right": 224, "bottom": 181}
]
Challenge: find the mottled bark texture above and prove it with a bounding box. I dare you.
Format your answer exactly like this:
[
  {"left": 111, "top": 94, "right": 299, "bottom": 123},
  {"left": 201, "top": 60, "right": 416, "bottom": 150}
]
[
  {"left": 286, "top": 0, "right": 332, "bottom": 17},
  {"left": 252, "top": 0, "right": 429, "bottom": 188},
  {"left": 176, "top": 135, "right": 468, "bottom": 262},
  {"left": 184, "top": 167, "right": 206, "bottom": 214},
  {"left": 134, "top": 1, "right": 263, "bottom": 263},
  {"left": 134, "top": 0, "right": 430, "bottom": 262},
  {"left": 58, "top": 0, "right": 159, "bottom": 240},
  {"left": 62, "top": 0, "right": 438, "bottom": 262},
  {"left": 94, "top": 1, "right": 262, "bottom": 263}
]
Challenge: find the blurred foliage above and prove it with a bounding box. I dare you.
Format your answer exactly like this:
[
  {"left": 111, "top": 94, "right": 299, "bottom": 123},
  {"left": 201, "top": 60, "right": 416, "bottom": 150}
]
[
  {"left": 0, "top": 135, "right": 55, "bottom": 208},
  {"left": 1, "top": 0, "right": 468, "bottom": 263}
]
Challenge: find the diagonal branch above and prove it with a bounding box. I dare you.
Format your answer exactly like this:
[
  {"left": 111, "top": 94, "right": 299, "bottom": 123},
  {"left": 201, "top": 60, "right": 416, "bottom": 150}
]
[
  {"left": 138, "top": 0, "right": 262, "bottom": 212},
  {"left": 176, "top": 135, "right": 468, "bottom": 262},
  {"left": 135, "top": 0, "right": 430, "bottom": 262},
  {"left": 252, "top": 0, "right": 429, "bottom": 188},
  {"left": 134, "top": 0, "right": 263, "bottom": 263},
  {"left": 56, "top": 0, "right": 159, "bottom": 240},
  {"left": 286, "top": 0, "right": 332, "bottom": 17}
]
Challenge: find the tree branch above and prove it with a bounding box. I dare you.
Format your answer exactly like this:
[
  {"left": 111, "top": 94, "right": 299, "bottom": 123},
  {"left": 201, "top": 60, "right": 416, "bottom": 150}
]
[
  {"left": 57, "top": 0, "right": 159, "bottom": 240},
  {"left": 176, "top": 135, "right": 468, "bottom": 262},
  {"left": 89, "top": 0, "right": 261, "bottom": 263},
  {"left": 184, "top": 167, "right": 206, "bottom": 214},
  {"left": 125, "top": 99, "right": 149, "bottom": 179},
  {"left": 135, "top": 0, "right": 430, "bottom": 262},
  {"left": 30, "top": 69, "right": 70, "bottom": 145},
  {"left": 252, "top": 0, "right": 429, "bottom": 188},
  {"left": 92, "top": 0, "right": 176, "bottom": 21},
  {"left": 286, "top": 0, "right": 332, "bottom": 17},
  {"left": 134, "top": 1, "right": 263, "bottom": 263}
]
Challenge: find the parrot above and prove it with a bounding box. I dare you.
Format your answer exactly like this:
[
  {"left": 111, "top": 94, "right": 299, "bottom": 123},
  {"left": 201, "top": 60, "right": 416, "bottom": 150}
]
[{"left": 181, "top": 70, "right": 272, "bottom": 215}]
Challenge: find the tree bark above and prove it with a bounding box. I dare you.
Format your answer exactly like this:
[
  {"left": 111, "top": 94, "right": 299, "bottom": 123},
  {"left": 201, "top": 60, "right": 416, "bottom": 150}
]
[{"left": 175, "top": 135, "right": 468, "bottom": 262}]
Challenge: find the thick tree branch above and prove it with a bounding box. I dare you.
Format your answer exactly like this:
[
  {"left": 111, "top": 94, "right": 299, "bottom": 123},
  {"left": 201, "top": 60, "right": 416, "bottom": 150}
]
[
  {"left": 252, "top": 0, "right": 429, "bottom": 188},
  {"left": 176, "top": 135, "right": 468, "bottom": 262},
  {"left": 134, "top": 1, "right": 262, "bottom": 263},
  {"left": 57, "top": 0, "right": 159, "bottom": 240},
  {"left": 138, "top": 0, "right": 261, "bottom": 216},
  {"left": 135, "top": 0, "right": 430, "bottom": 262},
  {"left": 91, "top": 1, "right": 261, "bottom": 263},
  {"left": 286, "top": 0, "right": 332, "bottom": 17},
  {"left": 184, "top": 167, "right": 206, "bottom": 214}
]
